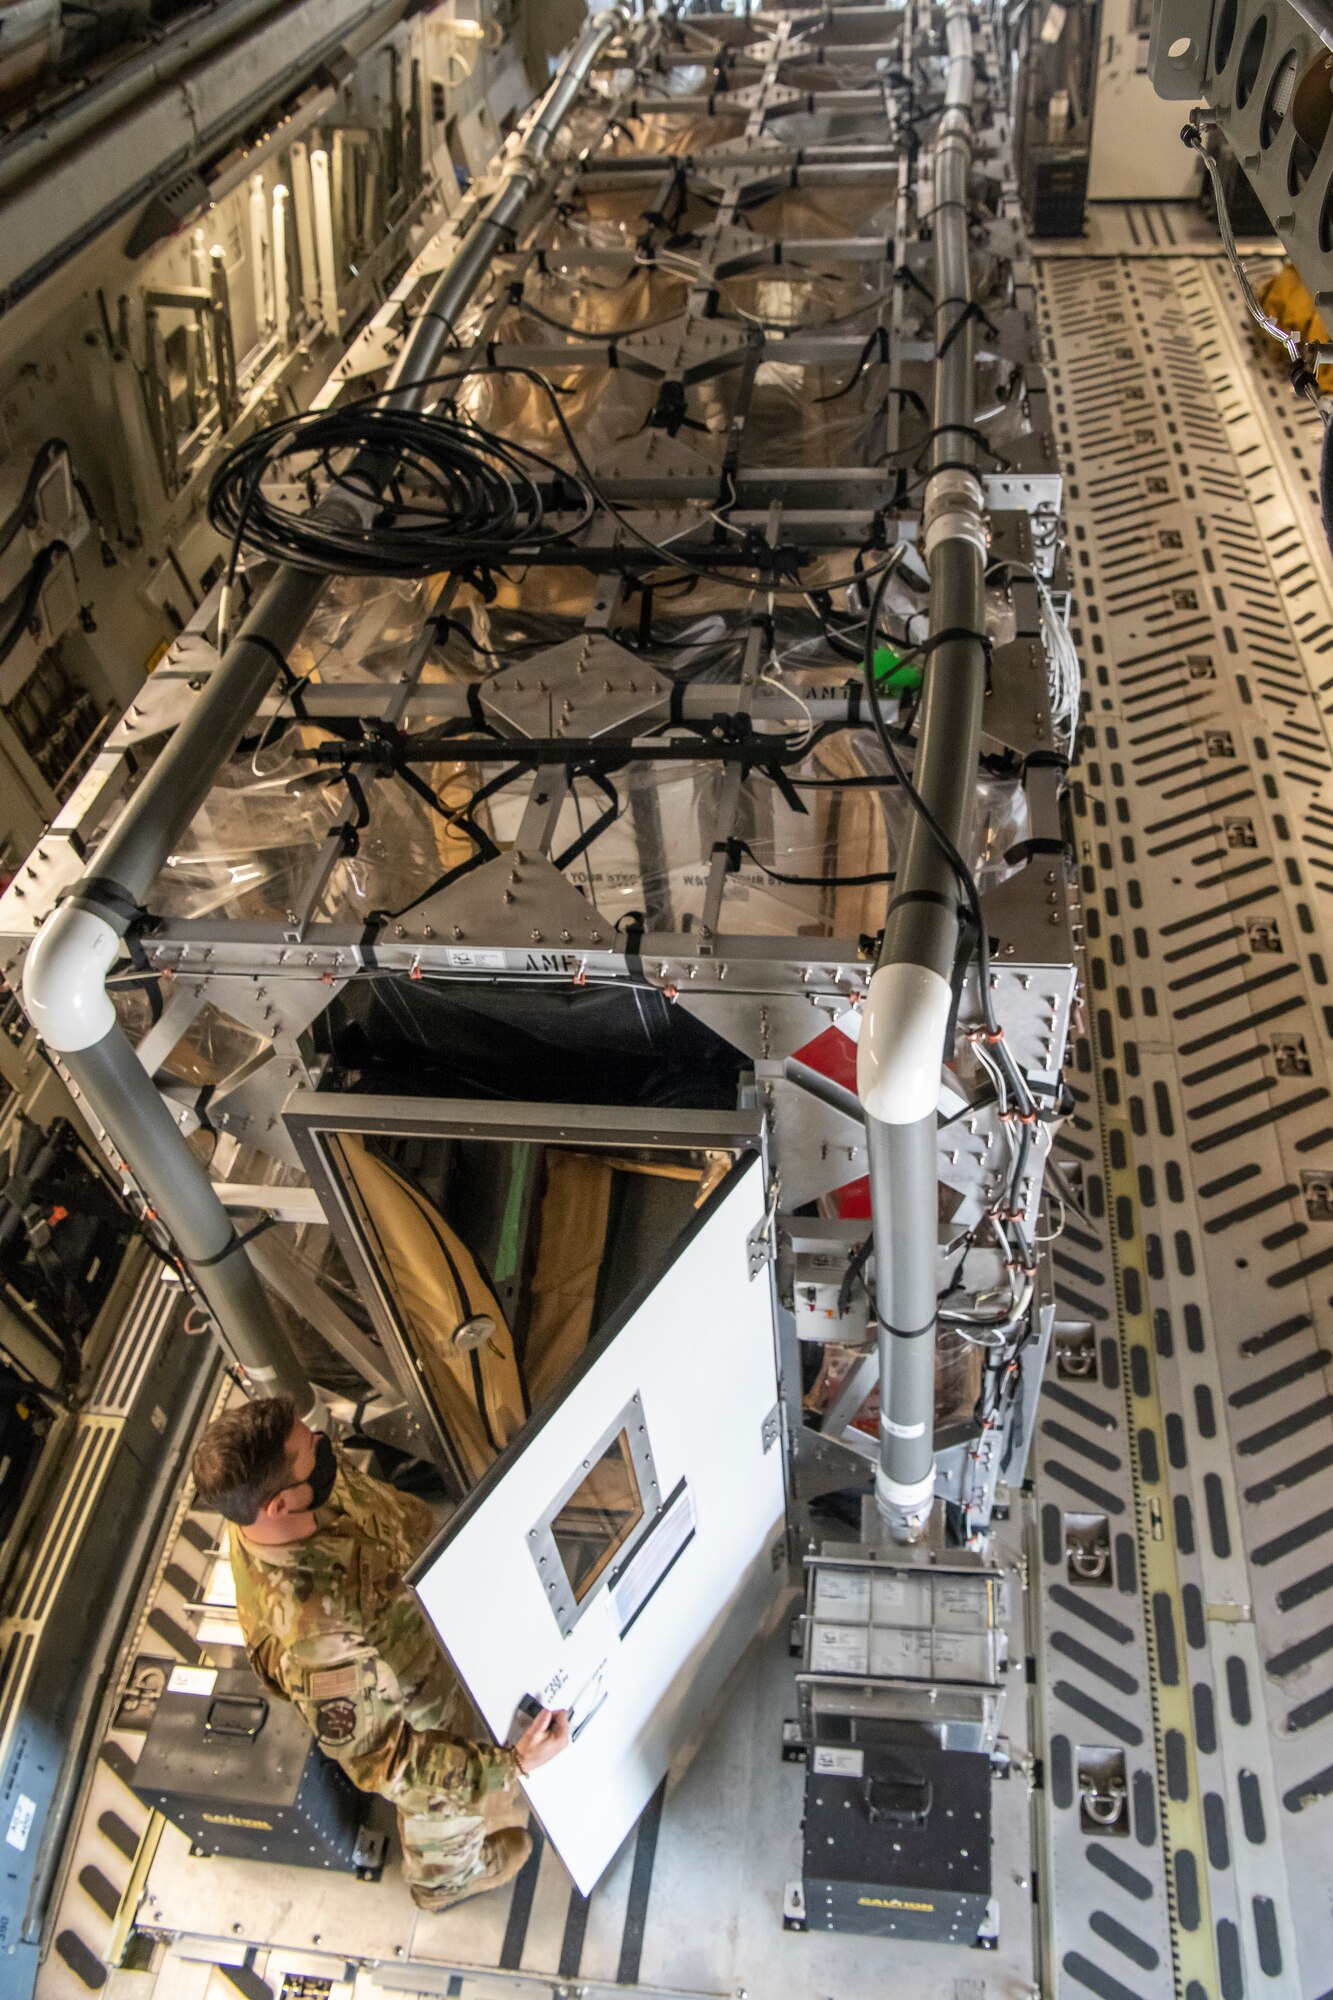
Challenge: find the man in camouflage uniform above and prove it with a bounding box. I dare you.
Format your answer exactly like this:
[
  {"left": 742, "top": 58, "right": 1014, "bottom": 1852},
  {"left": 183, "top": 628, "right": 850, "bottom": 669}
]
[{"left": 192, "top": 1395, "right": 569, "bottom": 1909}]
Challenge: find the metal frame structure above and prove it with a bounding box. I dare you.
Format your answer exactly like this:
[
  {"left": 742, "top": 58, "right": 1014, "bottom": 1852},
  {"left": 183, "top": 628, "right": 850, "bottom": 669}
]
[{"left": 0, "top": 1, "right": 1076, "bottom": 1554}]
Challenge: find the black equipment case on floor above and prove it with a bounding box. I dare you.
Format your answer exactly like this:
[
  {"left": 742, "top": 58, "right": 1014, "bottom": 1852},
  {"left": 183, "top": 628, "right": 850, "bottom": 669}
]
[
  {"left": 132, "top": 1665, "right": 365, "bottom": 1869},
  {"left": 802, "top": 1737, "right": 992, "bottom": 1942}
]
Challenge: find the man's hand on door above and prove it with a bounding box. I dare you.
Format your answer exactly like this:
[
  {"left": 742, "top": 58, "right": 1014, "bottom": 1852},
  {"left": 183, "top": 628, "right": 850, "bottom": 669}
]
[{"left": 514, "top": 1706, "right": 571, "bottom": 1775}]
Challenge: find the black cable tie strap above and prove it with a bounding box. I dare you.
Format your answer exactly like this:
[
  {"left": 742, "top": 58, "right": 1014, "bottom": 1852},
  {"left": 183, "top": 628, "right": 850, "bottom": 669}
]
[
  {"left": 918, "top": 197, "right": 970, "bottom": 227},
  {"left": 1004, "top": 835, "right": 1068, "bottom": 865},
  {"left": 918, "top": 626, "right": 994, "bottom": 662},
  {"left": 947, "top": 903, "right": 980, "bottom": 1037},
  {"left": 465, "top": 681, "right": 487, "bottom": 729},
  {"left": 918, "top": 422, "right": 1011, "bottom": 474},
  {"left": 243, "top": 632, "right": 307, "bottom": 717},
  {"left": 814, "top": 325, "right": 890, "bottom": 404},
  {"left": 767, "top": 763, "right": 806, "bottom": 814},
  {"left": 893, "top": 262, "right": 935, "bottom": 306},
  {"left": 1024, "top": 748, "right": 1071, "bottom": 773},
  {"left": 455, "top": 563, "right": 498, "bottom": 603},
  {"left": 242, "top": 632, "right": 293, "bottom": 682},
  {"left": 936, "top": 297, "right": 999, "bottom": 360},
  {"left": 337, "top": 766, "right": 372, "bottom": 858},
  {"left": 193, "top": 1215, "right": 278, "bottom": 1268},
  {"left": 712, "top": 838, "right": 892, "bottom": 889}
]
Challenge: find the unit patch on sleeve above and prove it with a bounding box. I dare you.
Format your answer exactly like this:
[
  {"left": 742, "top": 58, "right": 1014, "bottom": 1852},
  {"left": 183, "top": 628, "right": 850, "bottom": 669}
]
[{"left": 313, "top": 1696, "right": 359, "bottom": 1745}]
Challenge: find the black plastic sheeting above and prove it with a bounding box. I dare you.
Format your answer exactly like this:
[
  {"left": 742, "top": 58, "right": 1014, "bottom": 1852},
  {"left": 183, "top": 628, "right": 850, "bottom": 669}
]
[{"left": 315, "top": 975, "right": 744, "bottom": 1110}]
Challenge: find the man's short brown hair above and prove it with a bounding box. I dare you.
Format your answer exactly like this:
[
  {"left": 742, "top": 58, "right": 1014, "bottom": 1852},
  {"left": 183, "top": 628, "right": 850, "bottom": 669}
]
[{"left": 192, "top": 1394, "right": 298, "bottom": 1525}]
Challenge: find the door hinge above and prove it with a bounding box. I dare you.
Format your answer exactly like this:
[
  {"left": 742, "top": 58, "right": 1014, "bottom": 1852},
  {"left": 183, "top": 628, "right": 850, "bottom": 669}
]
[
  {"left": 747, "top": 1176, "right": 780, "bottom": 1278},
  {"left": 762, "top": 1401, "right": 782, "bottom": 1454}
]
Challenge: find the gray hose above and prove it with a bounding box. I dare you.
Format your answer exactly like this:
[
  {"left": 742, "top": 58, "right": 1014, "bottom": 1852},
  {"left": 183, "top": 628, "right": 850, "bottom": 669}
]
[{"left": 861, "top": 0, "right": 984, "bottom": 1539}]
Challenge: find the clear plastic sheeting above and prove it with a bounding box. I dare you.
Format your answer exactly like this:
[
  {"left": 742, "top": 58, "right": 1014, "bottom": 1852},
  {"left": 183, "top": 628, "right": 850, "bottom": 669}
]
[
  {"left": 455, "top": 338, "right": 673, "bottom": 476},
  {"left": 158, "top": 1002, "right": 269, "bottom": 1088},
  {"left": 152, "top": 758, "right": 349, "bottom": 923},
  {"left": 742, "top": 356, "right": 892, "bottom": 470},
  {"left": 734, "top": 184, "right": 899, "bottom": 243},
  {"left": 288, "top": 575, "right": 439, "bottom": 684}
]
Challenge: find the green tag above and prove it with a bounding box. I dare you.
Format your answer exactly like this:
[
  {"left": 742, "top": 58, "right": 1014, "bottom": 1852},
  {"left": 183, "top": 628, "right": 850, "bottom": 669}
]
[{"left": 872, "top": 645, "right": 923, "bottom": 692}]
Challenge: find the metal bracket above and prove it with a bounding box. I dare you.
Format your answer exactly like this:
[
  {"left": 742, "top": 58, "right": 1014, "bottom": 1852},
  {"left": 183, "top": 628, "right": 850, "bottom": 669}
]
[
  {"left": 481, "top": 634, "right": 672, "bottom": 739},
  {"left": 748, "top": 1214, "right": 771, "bottom": 1280},
  {"left": 761, "top": 1401, "right": 782, "bottom": 1454}
]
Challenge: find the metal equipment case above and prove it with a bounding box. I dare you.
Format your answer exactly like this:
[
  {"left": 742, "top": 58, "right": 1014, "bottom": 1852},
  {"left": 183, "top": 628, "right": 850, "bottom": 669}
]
[
  {"left": 802, "top": 1739, "right": 992, "bottom": 1943},
  {"left": 131, "top": 1667, "right": 365, "bottom": 1870}
]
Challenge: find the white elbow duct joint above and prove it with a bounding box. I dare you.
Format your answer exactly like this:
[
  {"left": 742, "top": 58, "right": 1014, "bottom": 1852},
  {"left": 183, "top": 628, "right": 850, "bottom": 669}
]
[
  {"left": 22, "top": 902, "right": 120, "bottom": 1054},
  {"left": 856, "top": 962, "right": 954, "bottom": 1124}
]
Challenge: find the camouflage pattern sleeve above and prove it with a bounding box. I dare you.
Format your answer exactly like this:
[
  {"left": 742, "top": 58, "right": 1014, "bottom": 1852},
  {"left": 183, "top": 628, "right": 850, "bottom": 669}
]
[
  {"left": 244, "top": 1631, "right": 291, "bottom": 1702},
  {"left": 286, "top": 1631, "right": 518, "bottom": 1815}
]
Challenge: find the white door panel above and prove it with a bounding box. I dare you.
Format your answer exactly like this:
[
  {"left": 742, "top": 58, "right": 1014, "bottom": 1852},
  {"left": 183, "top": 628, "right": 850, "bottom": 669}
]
[
  {"left": 410, "top": 1157, "right": 786, "bottom": 1894},
  {"left": 1088, "top": 0, "right": 1202, "bottom": 200}
]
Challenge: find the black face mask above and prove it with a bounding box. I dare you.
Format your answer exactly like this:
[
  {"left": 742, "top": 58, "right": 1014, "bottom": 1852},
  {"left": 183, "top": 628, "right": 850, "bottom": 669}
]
[{"left": 305, "top": 1433, "right": 338, "bottom": 1512}]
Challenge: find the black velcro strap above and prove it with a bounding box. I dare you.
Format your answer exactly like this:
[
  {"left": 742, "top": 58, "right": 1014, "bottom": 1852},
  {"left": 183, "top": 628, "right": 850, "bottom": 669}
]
[
  {"left": 64, "top": 873, "right": 145, "bottom": 927},
  {"left": 193, "top": 1215, "right": 278, "bottom": 1268},
  {"left": 620, "top": 915, "right": 646, "bottom": 981},
  {"left": 1005, "top": 836, "right": 1069, "bottom": 865},
  {"left": 1024, "top": 748, "right": 1071, "bottom": 772}
]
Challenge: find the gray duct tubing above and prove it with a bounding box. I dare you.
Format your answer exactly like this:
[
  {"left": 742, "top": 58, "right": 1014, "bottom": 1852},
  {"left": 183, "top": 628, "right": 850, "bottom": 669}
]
[
  {"left": 385, "top": 6, "right": 630, "bottom": 408},
  {"left": 856, "top": 0, "right": 983, "bottom": 1540},
  {"left": 21, "top": 7, "right": 628, "bottom": 1413}
]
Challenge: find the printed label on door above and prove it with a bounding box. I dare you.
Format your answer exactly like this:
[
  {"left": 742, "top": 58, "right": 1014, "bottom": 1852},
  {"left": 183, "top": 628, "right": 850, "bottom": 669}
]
[{"left": 6, "top": 1793, "right": 36, "bottom": 1851}]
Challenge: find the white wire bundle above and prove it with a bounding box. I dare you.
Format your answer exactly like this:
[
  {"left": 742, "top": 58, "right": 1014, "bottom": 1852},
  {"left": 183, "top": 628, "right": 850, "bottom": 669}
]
[{"left": 1036, "top": 572, "right": 1081, "bottom": 747}]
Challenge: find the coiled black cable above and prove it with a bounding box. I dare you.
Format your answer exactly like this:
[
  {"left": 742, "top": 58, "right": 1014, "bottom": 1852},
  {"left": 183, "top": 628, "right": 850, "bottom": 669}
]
[{"left": 206, "top": 401, "right": 594, "bottom": 581}]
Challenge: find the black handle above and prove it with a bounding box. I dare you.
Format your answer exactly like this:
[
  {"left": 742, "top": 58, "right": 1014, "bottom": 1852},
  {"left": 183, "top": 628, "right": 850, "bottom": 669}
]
[
  {"left": 862, "top": 1768, "right": 932, "bottom": 1827},
  {"left": 204, "top": 1692, "right": 268, "bottom": 1740}
]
